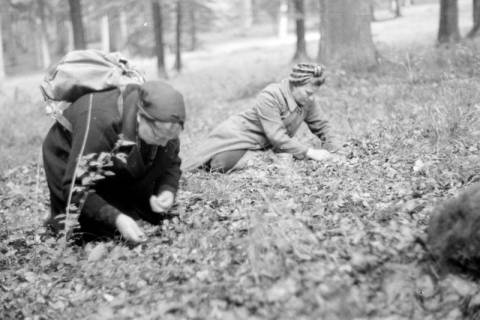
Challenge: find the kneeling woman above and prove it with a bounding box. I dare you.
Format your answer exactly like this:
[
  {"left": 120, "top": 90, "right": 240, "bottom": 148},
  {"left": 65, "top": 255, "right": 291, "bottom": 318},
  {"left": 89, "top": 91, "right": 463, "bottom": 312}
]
[{"left": 182, "top": 63, "right": 340, "bottom": 173}]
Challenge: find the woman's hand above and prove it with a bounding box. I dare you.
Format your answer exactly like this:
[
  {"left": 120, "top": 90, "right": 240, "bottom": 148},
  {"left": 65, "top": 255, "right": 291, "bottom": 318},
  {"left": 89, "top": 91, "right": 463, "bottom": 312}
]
[
  {"left": 150, "top": 190, "right": 175, "bottom": 213},
  {"left": 306, "top": 148, "right": 344, "bottom": 163},
  {"left": 115, "top": 214, "right": 147, "bottom": 244}
]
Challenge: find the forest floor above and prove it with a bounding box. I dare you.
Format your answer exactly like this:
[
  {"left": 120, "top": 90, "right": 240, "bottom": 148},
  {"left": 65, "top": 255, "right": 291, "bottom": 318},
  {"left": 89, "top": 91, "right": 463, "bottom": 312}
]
[{"left": 3, "top": 1, "right": 480, "bottom": 319}]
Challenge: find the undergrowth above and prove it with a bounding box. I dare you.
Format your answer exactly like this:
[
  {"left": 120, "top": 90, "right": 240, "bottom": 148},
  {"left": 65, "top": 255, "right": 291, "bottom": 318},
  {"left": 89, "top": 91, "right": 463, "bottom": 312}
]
[{"left": 2, "top": 41, "right": 480, "bottom": 319}]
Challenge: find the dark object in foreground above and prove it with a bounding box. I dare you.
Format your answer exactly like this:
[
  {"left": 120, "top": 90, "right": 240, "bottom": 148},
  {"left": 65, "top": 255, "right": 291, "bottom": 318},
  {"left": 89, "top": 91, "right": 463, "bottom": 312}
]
[{"left": 427, "top": 184, "right": 480, "bottom": 275}]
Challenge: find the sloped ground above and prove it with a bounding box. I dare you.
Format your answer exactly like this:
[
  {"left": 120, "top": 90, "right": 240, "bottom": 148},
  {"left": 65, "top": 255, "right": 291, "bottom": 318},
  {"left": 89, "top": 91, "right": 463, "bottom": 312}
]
[
  {"left": 3, "top": 40, "right": 480, "bottom": 319},
  {"left": 4, "top": 2, "right": 480, "bottom": 319}
]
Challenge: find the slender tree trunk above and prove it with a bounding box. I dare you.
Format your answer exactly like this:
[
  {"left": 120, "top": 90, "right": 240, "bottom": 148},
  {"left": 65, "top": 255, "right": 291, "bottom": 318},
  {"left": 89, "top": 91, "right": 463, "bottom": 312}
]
[
  {"left": 174, "top": 0, "right": 182, "bottom": 71},
  {"left": 37, "top": 0, "right": 51, "bottom": 68},
  {"left": 189, "top": 3, "right": 197, "bottom": 51},
  {"left": 151, "top": 0, "right": 167, "bottom": 78},
  {"left": 318, "top": 0, "right": 377, "bottom": 69},
  {"left": 0, "top": 9, "right": 5, "bottom": 79},
  {"left": 293, "top": 0, "right": 308, "bottom": 61},
  {"left": 438, "top": 0, "right": 460, "bottom": 43},
  {"left": 55, "top": 15, "right": 68, "bottom": 56},
  {"left": 101, "top": 15, "right": 110, "bottom": 52},
  {"left": 370, "top": 0, "right": 376, "bottom": 21},
  {"left": 278, "top": 0, "right": 288, "bottom": 38},
  {"left": 467, "top": 0, "right": 480, "bottom": 38},
  {"left": 119, "top": 10, "right": 128, "bottom": 50},
  {"left": 68, "top": 0, "right": 86, "bottom": 49}
]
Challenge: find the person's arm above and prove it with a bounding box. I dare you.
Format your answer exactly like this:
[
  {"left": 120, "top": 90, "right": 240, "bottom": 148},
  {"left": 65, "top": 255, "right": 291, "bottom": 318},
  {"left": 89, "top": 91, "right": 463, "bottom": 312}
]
[
  {"left": 304, "top": 103, "right": 330, "bottom": 146},
  {"left": 156, "top": 138, "right": 182, "bottom": 195},
  {"left": 255, "top": 92, "right": 309, "bottom": 158},
  {"left": 150, "top": 139, "right": 181, "bottom": 213},
  {"left": 61, "top": 99, "right": 121, "bottom": 229}
]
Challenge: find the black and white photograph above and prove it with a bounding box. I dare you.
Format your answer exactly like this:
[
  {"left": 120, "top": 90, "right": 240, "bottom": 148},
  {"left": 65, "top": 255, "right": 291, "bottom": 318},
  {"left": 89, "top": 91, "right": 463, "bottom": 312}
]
[{"left": 2, "top": 0, "right": 480, "bottom": 319}]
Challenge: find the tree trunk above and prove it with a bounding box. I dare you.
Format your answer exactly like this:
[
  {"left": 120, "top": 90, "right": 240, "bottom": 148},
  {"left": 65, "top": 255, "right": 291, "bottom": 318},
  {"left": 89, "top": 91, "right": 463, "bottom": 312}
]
[
  {"left": 278, "top": 0, "right": 288, "bottom": 38},
  {"left": 438, "top": 0, "right": 460, "bottom": 43},
  {"left": 174, "top": 0, "right": 182, "bottom": 71},
  {"left": 119, "top": 10, "right": 128, "bottom": 50},
  {"left": 189, "top": 3, "right": 197, "bottom": 51},
  {"left": 318, "top": 0, "right": 377, "bottom": 70},
  {"left": 68, "top": 0, "right": 86, "bottom": 49},
  {"left": 370, "top": 0, "right": 376, "bottom": 22},
  {"left": 0, "top": 9, "right": 5, "bottom": 79},
  {"left": 151, "top": 0, "right": 167, "bottom": 78},
  {"left": 55, "top": 15, "right": 69, "bottom": 56},
  {"left": 392, "top": 0, "right": 401, "bottom": 17},
  {"left": 101, "top": 15, "right": 110, "bottom": 52},
  {"left": 293, "top": 0, "right": 308, "bottom": 61},
  {"left": 467, "top": 0, "right": 480, "bottom": 38},
  {"left": 37, "top": 0, "right": 51, "bottom": 68}
]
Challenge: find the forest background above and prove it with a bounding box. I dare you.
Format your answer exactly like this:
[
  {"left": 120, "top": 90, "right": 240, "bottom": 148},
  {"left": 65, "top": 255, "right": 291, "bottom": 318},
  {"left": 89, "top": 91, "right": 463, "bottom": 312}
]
[{"left": 3, "top": 0, "right": 480, "bottom": 319}]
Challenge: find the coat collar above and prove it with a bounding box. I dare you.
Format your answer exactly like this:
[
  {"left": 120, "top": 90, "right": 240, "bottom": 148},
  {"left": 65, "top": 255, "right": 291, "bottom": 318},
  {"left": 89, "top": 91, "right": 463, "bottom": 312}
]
[{"left": 279, "top": 79, "right": 299, "bottom": 112}]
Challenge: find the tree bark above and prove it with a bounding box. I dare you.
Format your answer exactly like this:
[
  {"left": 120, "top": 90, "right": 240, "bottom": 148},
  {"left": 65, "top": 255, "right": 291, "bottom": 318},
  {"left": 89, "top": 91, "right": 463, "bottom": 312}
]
[
  {"left": 174, "top": 0, "right": 182, "bottom": 71},
  {"left": 467, "top": 0, "right": 480, "bottom": 38},
  {"left": 293, "top": 0, "right": 308, "bottom": 61},
  {"left": 438, "top": 0, "right": 460, "bottom": 43},
  {"left": 318, "top": 0, "right": 377, "bottom": 70},
  {"left": 151, "top": 0, "right": 167, "bottom": 78},
  {"left": 68, "top": 0, "right": 86, "bottom": 49}
]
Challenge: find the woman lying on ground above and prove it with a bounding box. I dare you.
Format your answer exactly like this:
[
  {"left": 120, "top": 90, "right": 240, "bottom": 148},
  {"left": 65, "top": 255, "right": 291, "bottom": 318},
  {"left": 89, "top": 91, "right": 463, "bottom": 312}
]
[{"left": 182, "top": 63, "right": 341, "bottom": 173}]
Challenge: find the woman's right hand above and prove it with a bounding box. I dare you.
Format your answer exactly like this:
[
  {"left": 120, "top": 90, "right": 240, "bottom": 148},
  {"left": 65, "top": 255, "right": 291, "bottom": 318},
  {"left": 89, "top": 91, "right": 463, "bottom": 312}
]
[
  {"left": 115, "top": 214, "right": 147, "bottom": 244},
  {"left": 306, "top": 148, "right": 344, "bottom": 163}
]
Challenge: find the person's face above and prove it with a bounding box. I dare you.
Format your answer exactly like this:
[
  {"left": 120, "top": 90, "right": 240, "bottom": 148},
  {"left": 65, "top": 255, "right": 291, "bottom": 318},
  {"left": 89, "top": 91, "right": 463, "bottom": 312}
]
[
  {"left": 137, "top": 113, "right": 182, "bottom": 146},
  {"left": 291, "top": 81, "right": 320, "bottom": 107}
]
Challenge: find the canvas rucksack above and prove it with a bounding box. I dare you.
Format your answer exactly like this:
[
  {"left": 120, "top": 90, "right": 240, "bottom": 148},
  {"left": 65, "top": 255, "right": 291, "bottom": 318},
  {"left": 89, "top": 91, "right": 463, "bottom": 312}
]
[{"left": 40, "top": 49, "right": 145, "bottom": 131}]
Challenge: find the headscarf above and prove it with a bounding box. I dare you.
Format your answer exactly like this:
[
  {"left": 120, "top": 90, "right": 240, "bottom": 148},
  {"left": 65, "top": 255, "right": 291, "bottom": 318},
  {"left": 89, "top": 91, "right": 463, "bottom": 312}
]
[{"left": 288, "top": 63, "right": 326, "bottom": 87}]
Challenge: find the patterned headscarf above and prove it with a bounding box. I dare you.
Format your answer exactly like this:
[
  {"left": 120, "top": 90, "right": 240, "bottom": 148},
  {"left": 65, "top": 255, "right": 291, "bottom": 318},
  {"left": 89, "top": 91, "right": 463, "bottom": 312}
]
[{"left": 288, "top": 63, "right": 326, "bottom": 87}]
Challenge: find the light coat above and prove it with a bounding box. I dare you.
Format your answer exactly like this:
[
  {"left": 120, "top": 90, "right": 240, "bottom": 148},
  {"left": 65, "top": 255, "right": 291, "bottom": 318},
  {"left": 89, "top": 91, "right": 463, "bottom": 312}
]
[{"left": 182, "top": 79, "right": 328, "bottom": 171}]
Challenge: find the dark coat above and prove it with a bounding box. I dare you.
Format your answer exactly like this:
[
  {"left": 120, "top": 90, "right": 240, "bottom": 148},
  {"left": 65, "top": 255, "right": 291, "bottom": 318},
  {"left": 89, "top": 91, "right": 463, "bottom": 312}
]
[{"left": 42, "top": 88, "right": 182, "bottom": 233}]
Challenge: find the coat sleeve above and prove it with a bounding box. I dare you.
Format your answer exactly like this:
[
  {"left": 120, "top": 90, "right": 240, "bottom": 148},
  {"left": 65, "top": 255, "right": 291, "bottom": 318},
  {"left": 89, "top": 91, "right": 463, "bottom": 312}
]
[
  {"left": 255, "top": 92, "right": 308, "bottom": 158},
  {"left": 304, "top": 103, "right": 329, "bottom": 144},
  {"left": 62, "top": 98, "right": 121, "bottom": 228},
  {"left": 155, "top": 138, "right": 182, "bottom": 196}
]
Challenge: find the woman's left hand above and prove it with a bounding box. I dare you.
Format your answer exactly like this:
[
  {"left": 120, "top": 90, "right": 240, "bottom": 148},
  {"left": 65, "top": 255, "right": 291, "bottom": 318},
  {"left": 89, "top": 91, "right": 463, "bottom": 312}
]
[{"left": 150, "top": 190, "right": 175, "bottom": 213}]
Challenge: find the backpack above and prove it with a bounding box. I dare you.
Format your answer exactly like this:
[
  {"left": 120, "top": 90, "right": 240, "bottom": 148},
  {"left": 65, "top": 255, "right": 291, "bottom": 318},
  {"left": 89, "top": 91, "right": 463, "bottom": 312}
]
[{"left": 40, "top": 49, "right": 145, "bottom": 131}]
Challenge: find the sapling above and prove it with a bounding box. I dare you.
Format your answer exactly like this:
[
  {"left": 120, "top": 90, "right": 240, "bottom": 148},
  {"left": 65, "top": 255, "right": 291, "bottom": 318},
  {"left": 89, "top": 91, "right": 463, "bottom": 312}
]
[{"left": 60, "top": 134, "right": 135, "bottom": 244}]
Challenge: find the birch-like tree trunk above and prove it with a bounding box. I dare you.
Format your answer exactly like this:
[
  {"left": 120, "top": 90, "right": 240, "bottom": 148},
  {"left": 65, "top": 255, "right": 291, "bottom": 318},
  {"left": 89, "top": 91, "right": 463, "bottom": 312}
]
[
  {"left": 278, "top": 0, "right": 288, "bottom": 38},
  {"left": 101, "top": 15, "right": 110, "bottom": 52}
]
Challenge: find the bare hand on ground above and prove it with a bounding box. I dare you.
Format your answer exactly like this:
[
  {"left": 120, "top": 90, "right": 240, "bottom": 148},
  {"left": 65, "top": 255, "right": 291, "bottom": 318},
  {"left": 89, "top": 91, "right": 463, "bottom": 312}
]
[
  {"left": 306, "top": 148, "right": 345, "bottom": 163},
  {"left": 115, "top": 214, "right": 147, "bottom": 244},
  {"left": 150, "top": 190, "right": 175, "bottom": 213}
]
